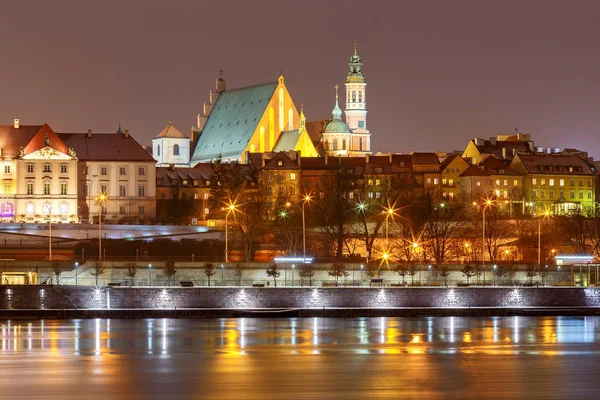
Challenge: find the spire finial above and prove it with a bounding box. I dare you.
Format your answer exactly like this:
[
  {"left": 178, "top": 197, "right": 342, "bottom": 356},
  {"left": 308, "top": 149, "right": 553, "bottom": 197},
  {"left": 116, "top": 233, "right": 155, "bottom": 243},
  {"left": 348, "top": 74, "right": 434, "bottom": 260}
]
[
  {"left": 218, "top": 68, "right": 224, "bottom": 78},
  {"left": 332, "top": 85, "right": 342, "bottom": 120},
  {"left": 169, "top": 116, "right": 172, "bottom": 124},
  {"left": 335, "top": 84, "right": 339, "bottom": 98},
  {"left": 353, "top": 41, "right": 358, "bottom": 55}
]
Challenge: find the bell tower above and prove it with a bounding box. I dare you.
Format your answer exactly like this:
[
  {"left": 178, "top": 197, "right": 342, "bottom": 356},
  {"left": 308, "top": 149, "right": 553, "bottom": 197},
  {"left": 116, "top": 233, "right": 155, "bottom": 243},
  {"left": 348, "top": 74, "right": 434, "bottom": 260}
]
[{"left": 344, "top": 43, "right": 370, "bottom": 153}]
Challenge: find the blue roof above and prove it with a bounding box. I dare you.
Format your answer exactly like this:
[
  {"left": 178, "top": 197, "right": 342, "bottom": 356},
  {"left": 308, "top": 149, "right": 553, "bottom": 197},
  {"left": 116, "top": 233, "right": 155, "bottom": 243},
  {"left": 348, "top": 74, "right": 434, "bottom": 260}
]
[{"left": 191, "top": 82, "right": 278, "bottom": 162}]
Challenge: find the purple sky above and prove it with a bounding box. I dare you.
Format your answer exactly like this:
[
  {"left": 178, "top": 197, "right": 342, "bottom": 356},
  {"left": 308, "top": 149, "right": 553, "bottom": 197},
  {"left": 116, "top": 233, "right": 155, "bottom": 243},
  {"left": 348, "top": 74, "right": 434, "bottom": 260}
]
[{"left": 1, "top": 0, "right": 600, "bottom": 157}]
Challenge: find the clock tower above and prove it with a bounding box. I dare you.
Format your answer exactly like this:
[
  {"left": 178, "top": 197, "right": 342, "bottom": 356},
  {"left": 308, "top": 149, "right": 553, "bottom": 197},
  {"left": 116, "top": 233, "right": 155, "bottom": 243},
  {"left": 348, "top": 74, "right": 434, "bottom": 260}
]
[{"left": 344, "top": 44, "right": 370, "bottom": 154}]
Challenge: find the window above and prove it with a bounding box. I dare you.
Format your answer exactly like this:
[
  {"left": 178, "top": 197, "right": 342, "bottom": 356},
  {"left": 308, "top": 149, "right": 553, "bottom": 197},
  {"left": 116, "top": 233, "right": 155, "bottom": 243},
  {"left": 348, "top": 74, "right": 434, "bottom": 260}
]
[
  {"left": 541, "top": 179, "right": 546, "bottom": 186},
  {"left": 119, "top": 185, "right": 127, "bottom": 197},
  {"left": 532, "top": 189, "right": 537, "bottom": 198},
  {"left": 101, "top": 184, "right": 108, "bottom": 194},
  {"left": 119, "top": 205, "right": 126, "bottom": 215},
  {"left": 476, "top": 181, "right": 481, "bottom": 187},
  {"left": 570, "top": 190, "right": 575, "bottom": 199},
  {"left": 173, "top": 144, "right": 180, "bottom": 156},
  {"left": 101, "top": 166, "right": 108, "bottom": 175},
  {"left": 559, "top": 179, "right": 564, "bottom": 187},
  {"left": 588, "top": 191, "right": 592, "bottom": 199},
  {"left": 193, "top": 180, "right": 198, "bottom": 186},
  {"left": 569, "top": 167, "right": 574, "bottom": 173},
  {"left": 203, "top": 193, "right": 209, "bottom": 200},
  {"left": 138, "top": 185, "right": 146, "bottom": 197},
  {"left": 156, "top": 178, "right": 163, "bottom": 186},
  {"left": 3, "top": 183, "right": 10, "bottom": 194},
  {"left": 43, "top": 164, "right": 51, "bottom": 173},
  {"left": 182, "top": 193, "right": 187, "bottom": 200},
  {"left": 59, "top": 202, "right": 68, "bottom": 214},
  {"left": 139, "top": 166, "right": 146, "bottom": 176},
  {"left": 204, "top": 208, "right": 209, "bottom": 215},
  {"left": 27, "top": 183, "right": 33, "bottom": 195},
  {"left": 277, "top": 160, "right": 283, "bottom": 167},
  {"left": 368, "top": 192, "right": 373, "bottom": 199},
  {"left": 368, "top": 179, "right": 373, "bottom": 186},
  {"left": 44, "top": 182, "right": 50, "bottom": 195},
  {"left": 504, "top": 180, "right": 508, "bottom": 186},
  {"left": 119, "top": 166, "right": 126, "bottom": 175},
  {"left": 319, "top": 192, "right": 324, "bottom": 199},
  {"left": 26, "top": 203, "right": 34, "bottom": 214},
  {"left": 182, "top": 180, "right": 188, "bottom": 186},
  {"left": 532, "top": 178, "right": 537, "bottom": 185},
  {"left": 549, "top": 179, "right": 554, "bottom": 186},
  {"left": 434, "top": 178, "right": 439, "bottom": 185},
  {"left": 570, "top": 179, "right": 575, "bottom": 186},
  {"left": 426, "top": 178, "right": 432, "bottom": 185},
  {"left": 449, "top": 179, "right": 454, "bottom": 186},
  {"left": 549, "top": 190, "right": 554, "bottom": 198},
  {"left": 541, "top": 190, "right": 545, "bottom": 198},
  {"left": 290, "top": 173, "right": 296, "bottom": 181},
  {"left": 375, "top": 192, "right": 381, "bottom": 199},
  {"left": 560, "top": 190, "right": 564, "bottom": 199},
  {"left": 496, "top": 180, "right": 501, "bottom": 186},
  {"left": 588, "top": 180, "right": 592, "bottom": 187},
  {"left": 375, "top": 179, "right": 380, "bottom": 186},
  {"left": 278, "top": 187, "right": 284, "bottom": 196},
  {"left": 579, "top": 180, "right": 583, "bottom": 186},
  {"left": 60, "top": 164, "right": 67, "bottom": 173},
  {"left": 449, "top": 192, "right": 454, "bottom": 200},
  {"left": 60, "top": 183, "right": 67, "bottom": 195},
  {"left": 504, "top": 190, "right": 508, "bottom": 198},
  {"left": 579, "top": 191, "right": 584, "bottom": 199},
  {"left": 442, "top": 179, "right": 447, "bottom": 185},
  {"left": 138, "top": 206, "right": 145, "bottom": 216},
  {"left": 348, "top": 191, "right": 354, "bottom": 199},
  {"left": 157, "top": 145, "right": 160, "bottom": 157},
  {"left": 514, "top": 180, "right": 518, "bottom": 186},
  {"left": 27, "top": 164, "right": 34, "bottom": 173},
  {"left": 4, "top": 165, "right": 10, "bottom": 174}
]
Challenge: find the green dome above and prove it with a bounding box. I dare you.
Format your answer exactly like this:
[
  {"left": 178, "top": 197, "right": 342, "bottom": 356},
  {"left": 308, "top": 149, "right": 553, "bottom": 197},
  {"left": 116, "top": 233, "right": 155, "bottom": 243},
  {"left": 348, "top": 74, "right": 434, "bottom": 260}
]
[{"left": 324, "top": 119, "right": 352, "bottom": 134}]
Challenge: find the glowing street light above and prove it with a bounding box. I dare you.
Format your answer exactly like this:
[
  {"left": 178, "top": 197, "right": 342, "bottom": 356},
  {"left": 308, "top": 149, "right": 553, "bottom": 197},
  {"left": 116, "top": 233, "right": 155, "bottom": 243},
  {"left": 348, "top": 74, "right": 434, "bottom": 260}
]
[
  {"left": 148, "top": 263, "right": 152, "bottom": 286},
  {"left": 538, "top": 209, "right": 552, "bottom": 265},
  {"left": 482, "top": 199, "right": 493, "bottom": 284},
  {"left": 95, "top": 193, "right": 107, "bottom": 261},
  {"left": 225, "top": 203, "right": 236, "bottom": 262},
  {"left": 283, "top": 195, "right": 312, "bottom": 262},
  {"left": 383, "top": 206, "right": 395, "bottom": 240}
]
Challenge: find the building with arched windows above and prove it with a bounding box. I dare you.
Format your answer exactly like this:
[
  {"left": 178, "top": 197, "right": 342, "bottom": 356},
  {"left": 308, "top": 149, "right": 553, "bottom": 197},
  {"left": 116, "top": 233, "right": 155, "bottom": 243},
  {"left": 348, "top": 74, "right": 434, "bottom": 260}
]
[{"left": 152, "top": 122, "right": 190, "bottom": 167}]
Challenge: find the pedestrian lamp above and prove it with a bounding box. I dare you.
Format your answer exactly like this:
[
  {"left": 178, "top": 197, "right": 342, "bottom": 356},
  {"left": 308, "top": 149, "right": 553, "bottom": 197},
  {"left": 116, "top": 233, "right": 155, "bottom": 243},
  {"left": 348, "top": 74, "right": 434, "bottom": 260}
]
[
  {"left": 225, "top": 203, "right": 236, "bottom": 262},
  {"left": 95, "top": 193, "right": 107, "bottom": 261},
  {"left": 75, "top": 262, "right": 79, "bottom": 285},
  {"left": 383, "top": 206, "right": 395, "bottom": 240},
  {"left": 493, "top": 264, "right": 497, "bottom": 286},
  {"left": 360, "top": 264, "right": 364, "bottom": 283},
  {"left": 291, "top": 264, "right": 295, "bottom": 287},
  {"left": 482, "top": 199, "right": 493, "bottom": 284},
  {"left": 538, "top": 210, "right": 551, "bottom": 265},
  {"left": 221, "top": 264, "right": 224, "bottom": 284},
  {"left": 545, "top": 265, "right": 548, "bottom": 286},
  {"left": 428, "top": 265, "right": 432, "bottom": 285},
  {"left": 148, "top": 263, "right": 152, "bottom": 286},
  {"left": 285, "top": 195, "right": 312, "bottom": 262}
]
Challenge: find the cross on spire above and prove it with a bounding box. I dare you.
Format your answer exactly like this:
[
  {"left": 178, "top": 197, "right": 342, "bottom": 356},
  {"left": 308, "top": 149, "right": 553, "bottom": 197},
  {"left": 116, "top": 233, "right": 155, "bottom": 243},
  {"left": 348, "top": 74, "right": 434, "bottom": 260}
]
[
  {"left": 353, "top": 41, "right": 358, "bottom": 54},
  {"left": 334, "top": 84, "right": 339, "bottom": 98}
]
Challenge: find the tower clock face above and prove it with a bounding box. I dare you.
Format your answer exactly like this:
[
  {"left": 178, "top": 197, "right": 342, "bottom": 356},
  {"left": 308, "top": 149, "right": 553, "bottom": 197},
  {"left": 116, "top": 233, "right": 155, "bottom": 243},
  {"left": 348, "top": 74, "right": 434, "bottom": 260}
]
[{"left": 358, "top": 121, "right": 365, "bottom": 128}]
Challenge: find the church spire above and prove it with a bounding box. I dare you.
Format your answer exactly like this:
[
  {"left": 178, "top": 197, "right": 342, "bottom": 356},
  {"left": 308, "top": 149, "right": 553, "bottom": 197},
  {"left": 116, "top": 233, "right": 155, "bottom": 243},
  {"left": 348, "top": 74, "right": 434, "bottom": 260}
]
[
  {"left": 332, "top": 85, "right": 343, "bottom": 120},
  {"left": 299, "top": 104, "right": 306, "bottom": 131}
]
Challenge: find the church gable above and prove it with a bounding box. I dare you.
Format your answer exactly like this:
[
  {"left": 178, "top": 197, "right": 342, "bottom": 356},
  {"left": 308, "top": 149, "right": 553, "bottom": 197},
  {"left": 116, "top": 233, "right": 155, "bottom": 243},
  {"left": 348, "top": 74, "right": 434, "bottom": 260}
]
[{"left": 21, "top": 146, "right": 74, "bottom": 160}]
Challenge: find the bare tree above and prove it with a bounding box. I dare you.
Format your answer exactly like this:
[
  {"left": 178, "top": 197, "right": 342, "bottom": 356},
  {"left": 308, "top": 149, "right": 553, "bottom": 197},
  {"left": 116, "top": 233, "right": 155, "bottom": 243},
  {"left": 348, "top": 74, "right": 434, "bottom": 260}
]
[
  {"left": 203, "top": 263, "right": 216, "bottom": 287},
  {"left": 298, "top": 263, "right": 316, "bottom": 287},
  {"left": 407, "top": 264, "right": 419, "bottom": 285},
  {"left": 434, "top": 265, "right": 451, "bottom": 286},
  {"left": 163, "top": 261, "right": 177, "bottom": 287},
  {"left": 461, "top": 264, "right": 477, "bottom": 285},
  {"left": 90, "top": 262, "right": 107, "bottom": 286},
  {"left": 233, "top": 264, "right": 243, "bottom": 286},
  {"left": 328, "top": 263, "right": 349, "bottom": 286},
  {"left": 316, "top": 174, "right": 355, "bottom": 258},
  {"left": 125, "top": 262, "right": 138, "bottom": 286},
  {"left": 265, "top": 263, "right": 281, "bottom": 287},
  {"left": 525, "top": 264, "right": 540, "bottom": 285},
  {"left": 393, "top": 263, "right": 409, "bottom": 285},
  {"left": 557, "top": 209, "right": 593, "bottom": 255},
  {"left": 51, "top": 261, "right": 62, "bottom": 285}
]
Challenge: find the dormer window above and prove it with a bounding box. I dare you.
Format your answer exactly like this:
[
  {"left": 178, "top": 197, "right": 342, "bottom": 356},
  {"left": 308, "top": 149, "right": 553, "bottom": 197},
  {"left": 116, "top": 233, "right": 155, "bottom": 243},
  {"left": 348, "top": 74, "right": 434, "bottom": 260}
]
[{"left": 277, "top": 160, "right": 284, "bottom": 167}]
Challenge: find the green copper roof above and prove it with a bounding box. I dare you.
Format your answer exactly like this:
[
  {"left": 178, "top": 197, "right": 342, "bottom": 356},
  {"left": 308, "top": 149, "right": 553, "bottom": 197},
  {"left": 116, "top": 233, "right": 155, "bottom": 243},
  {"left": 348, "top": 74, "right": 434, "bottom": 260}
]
[
  {"left": 346, "top": 48, "right": 365, "bottom": 83},
  {"left": 324, "top": 86, "right": 352, "bottom": 134},
  {"left": 191, "top": 82, "right": 277, "bottom": 162}
]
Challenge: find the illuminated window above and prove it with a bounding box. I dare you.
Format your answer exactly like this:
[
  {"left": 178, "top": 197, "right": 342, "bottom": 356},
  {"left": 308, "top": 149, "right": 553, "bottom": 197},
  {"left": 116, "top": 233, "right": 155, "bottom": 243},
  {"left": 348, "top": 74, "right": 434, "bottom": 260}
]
[
  {"left": 204, "top": 208, "right": 209, "bottom": 214},
  {"left": 434, "top": 178, "right": 439, "bottom": 185},
  {"left": 496, "top": 180, "right": 500, "bottom": 186},
  {"left": 4, "top": 165, "right": 10, "bottom": 174},
  {"left": 290, "top": 173, "right": 296, "bottom": 181},
  {"left": 514, "top": 180, "right": 518, "bottom": 186},
  {"left": 26, "top": 202, "right": 34, "bottom": 214},
  {"left": 375, "top": 192, "right": 381, "bottom": 198},
  {"left": 476, "top": 181, "right": 481, "bottom": 187},
  {"left": 549, "top": 178, "right": 554, "bottom": 186},
  {"left": 375, "top": 179, "right": 380, "bottom": 186},
  {"left": 449, "top": 179, "right": 454, "bottom": 186},
  {"left": 368, "top": 192, "right": 373, "bottom": 198},
  {"left": 319, "top": 192, "right": 324, "bottom": 199},
  {"left": 59, "top": 202, "right": 68, "bottom": 214},
  {"left": 426, "top": 178, "right": 432, "bottom": 185},
  {"left": 203, "top": 193, "right": 209, "bottom": 200},
  {"left": 504, "top": 190, "right": 508, "bottom": 198},
  {"left": 504, "top": 180, "right": 508, "bottom": 186},
  {"left": 559, "top": 179, "right": 564, "bottom": 186},
  {"left": 442, "top": 179, "right": 447, "bottom": 185},
  {"left": 540, "top": 179, "right": 546, "bottom": 186},
  {"left": 449, "top": 192, "right": 454, "bottom": 200},
  {"left": 348, "top": 191, "right": 354, "bottom": 199}
]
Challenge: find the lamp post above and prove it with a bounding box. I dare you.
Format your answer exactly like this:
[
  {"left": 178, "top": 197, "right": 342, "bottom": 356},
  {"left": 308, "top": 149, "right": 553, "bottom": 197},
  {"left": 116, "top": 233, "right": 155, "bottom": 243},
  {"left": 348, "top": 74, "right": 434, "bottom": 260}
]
[
  {"left": 221, "top": 264, "right": 224, "bottom": 285},
  {"left": 291, "top": 264, "right": 295, "bottom": 287},
  {"left": 285, "top": 195, "right": 311, "bottom": 262},
  {"left": 384, "top": 206, "right": 395, "bottom": 240},
  {"left": 360, "top": 264, "right": 364, "bottom": 284},
  {"left": 75, "top": 262, "right": 79, "bottom": 285},
  {"left": 538, "top": 210, "right": 551, "bottom": 265},
  {"left": 148, "top": 263, "right": 152, "bottom": 286},
  {"left": 225, "top": 204, "right": 235, "bottom": 262},
  {"left": 493, "top": 264, "right": 497, "bottom": 286},
  {"left": 482, "top": 199, "right": 492, "bottom": 285},
  {"left": 96, "top": 193, "right": 107, "bottom": 261}
]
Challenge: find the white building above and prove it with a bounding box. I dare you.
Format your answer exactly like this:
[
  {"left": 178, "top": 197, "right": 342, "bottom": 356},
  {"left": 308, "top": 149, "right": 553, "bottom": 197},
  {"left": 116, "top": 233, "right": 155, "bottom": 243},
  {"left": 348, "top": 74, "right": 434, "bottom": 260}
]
[{"left": 152, "top": 122, "right": 191, "bottom": 167}]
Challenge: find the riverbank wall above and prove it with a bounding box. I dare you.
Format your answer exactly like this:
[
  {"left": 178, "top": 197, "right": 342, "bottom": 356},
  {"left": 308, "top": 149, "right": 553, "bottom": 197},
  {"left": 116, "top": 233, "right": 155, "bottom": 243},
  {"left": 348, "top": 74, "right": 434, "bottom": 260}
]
[{"left": 2, "top": 286, "right": 600, "bottom": 318}]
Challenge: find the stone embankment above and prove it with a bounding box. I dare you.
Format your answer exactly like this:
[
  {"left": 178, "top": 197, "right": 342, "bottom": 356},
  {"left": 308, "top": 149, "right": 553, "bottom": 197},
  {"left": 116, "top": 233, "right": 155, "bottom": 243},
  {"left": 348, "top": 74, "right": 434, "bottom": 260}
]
[{"left": 2, "top": 286, "right": 600, "bottom": 318}]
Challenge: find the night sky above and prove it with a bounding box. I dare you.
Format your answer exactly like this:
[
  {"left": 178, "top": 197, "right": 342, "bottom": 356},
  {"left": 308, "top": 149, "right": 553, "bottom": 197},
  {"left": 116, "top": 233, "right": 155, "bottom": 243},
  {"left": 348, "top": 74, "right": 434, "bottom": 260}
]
[{"left": 1, "top": 0, "right": 600, "bottom": 157}]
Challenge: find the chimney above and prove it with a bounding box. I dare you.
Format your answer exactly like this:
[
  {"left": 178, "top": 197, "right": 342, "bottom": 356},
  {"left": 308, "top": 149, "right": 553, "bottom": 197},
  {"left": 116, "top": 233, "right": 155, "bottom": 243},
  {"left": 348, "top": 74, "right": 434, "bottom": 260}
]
[
  {"left": 502, "top": 148, "right": 507, "bottom": 159},
  {"left": 87, "top": 129, "right": 92, "bottom": 138},
  {"left": 389, "top": 152, "right": 393, "bottom": 164},
  {"left": 13, "top": 119, "right": 19, "bottom": 129},
  {"left": 124, "top": 129, "right": 129, "bottom": 138},
  {"left": 490, "top": 137, "right": 497, "bottom": 145}
]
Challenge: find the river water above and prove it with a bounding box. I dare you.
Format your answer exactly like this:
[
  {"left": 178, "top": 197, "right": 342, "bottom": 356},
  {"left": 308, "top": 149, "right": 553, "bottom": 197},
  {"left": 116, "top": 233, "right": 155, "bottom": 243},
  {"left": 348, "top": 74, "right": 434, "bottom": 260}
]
[{"left": 1, "top": 316, "right": 599, "bottom": 399}]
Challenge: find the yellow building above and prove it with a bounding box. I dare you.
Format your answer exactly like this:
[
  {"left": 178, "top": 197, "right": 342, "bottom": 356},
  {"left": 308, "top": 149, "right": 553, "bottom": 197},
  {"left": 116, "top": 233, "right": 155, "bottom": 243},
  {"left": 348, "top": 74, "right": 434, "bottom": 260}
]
[
  {"left": 510, "top": 153, "right": 596, "bottom": 214},
  {"left": 191, "top": 75, "right": 318, "bottom": 164},
  {"left": 440, "top": 154, "right": 470, "bottom": 201}
]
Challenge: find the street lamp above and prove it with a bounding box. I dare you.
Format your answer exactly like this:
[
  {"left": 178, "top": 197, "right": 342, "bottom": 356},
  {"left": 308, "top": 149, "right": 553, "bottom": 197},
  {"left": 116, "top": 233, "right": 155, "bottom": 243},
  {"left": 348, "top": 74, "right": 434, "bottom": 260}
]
[
  {"left": 221, "top": 264, "right": 224, "bottom": 284},
  {"left": 75, "top": 262, "right": 79, "bottom": 285},
  {"left": 95, "top": 193, "right": 107, "bottom": 261},
  {"left": 291, "top": 264, "right": 295, "bottom": 287},
  {"left": 285, "top": 195, "right": 311, "bottom": 262},
  {"left": 148, "top": 263, "right": 152, "bottom": 286},
  {"left": 383, "top": 206, "right": 395, "bottom": 240},
  {"left": 225, "top": 203, "right": 236, "bottom": 262},
  {"left": 493, "top": 264, "right": 497, "bottom": 286},
  {"left": 482, "top": 199, "right": 493, "bottom": 284},
  {"left": 538, "top": 210, "right": 551, "bottom": 265}
]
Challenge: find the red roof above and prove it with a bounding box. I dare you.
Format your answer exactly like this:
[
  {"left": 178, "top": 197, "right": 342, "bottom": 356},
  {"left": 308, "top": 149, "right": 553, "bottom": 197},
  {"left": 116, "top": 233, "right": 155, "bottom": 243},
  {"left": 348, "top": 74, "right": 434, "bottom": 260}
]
[{"left": 57, "top": 132, "right": 155, "bottom": 162}]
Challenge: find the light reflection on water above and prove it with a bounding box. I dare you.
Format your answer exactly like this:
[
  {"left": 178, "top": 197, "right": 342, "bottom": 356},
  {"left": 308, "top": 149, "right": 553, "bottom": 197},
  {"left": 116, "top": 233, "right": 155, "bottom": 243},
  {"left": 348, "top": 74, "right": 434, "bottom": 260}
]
[{"left": 1, "top": 316, "right": 600, "bottom": 398}]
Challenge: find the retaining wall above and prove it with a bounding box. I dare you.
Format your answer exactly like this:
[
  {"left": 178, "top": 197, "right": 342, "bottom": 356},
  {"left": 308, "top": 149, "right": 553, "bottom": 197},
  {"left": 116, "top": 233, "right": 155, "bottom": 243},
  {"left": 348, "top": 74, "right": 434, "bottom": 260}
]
[{"left": 2, "top": 286, "right": 600, "bottom": 310}]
